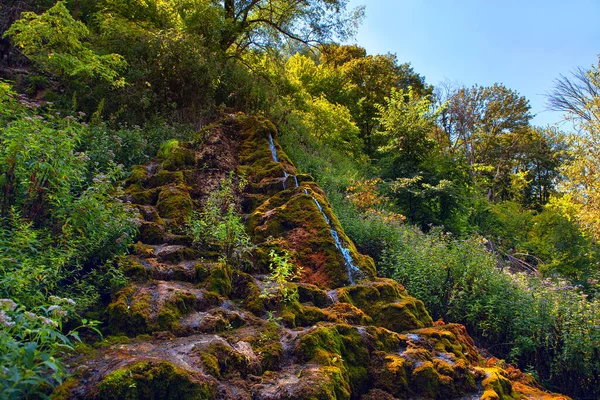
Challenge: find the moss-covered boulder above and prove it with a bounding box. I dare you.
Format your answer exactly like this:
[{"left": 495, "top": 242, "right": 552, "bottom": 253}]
[
  {"left": 156, "top": 186, "right": 193, "bottom": 221},
  {"left": 106, "top": 282, "right": 217, "bottom": 336},
  {"left": 96, "top": 361, "right": 216, "bottom": 400}
]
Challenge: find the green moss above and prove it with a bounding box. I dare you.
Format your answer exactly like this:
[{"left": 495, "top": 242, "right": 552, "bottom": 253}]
[
  {"left": 336, "top": 279, "right": 404, "bottom": 313},
  {"left": 297, "top": 283, "right": 329, "bottom": 307},
  {"left": 373, "top": 298, "right": 433, "bottom": 333},
  {"left": 117, "top": 256, "right": 148, "bottom": 282},
  {"left": 200, "top": 353, "right": 221, "bottom": 378},
  {"left": 147, "top": 170, "right": 184, "bottom": 188},
  {"left": 138, "top": 222, "right": 165, "bottom": 245},
  {"left": 107, "top": 286, "right": 151, "bottom": 336},
  {"left": 411, "top": 361, "right": 441, "bottom": 399},
  {"left": 207, "top": 265, "right": 232, "bottom": 296},
  {"left": 93, "top": 335, "right": 132, "bottom": 348},
  {"left": 279, "top": 301, "right": 329, "bottom": 328},
  {"left": 194, "top": 264, "right": 211, "bottom": 282},
  {"left": 369, "top": 352, "right": 409, "bottom": 398},
  {"left": 202, "top": 342, "right": 248, "bottom": 377},
  {"left": 126, "top": 185, "right": 160, "bottom": 205},
  {"left": 124, "top": 165, "right": 148, "bottom": 186},
  {"left": 97, "top": 361, "right": 215, "bottom": 400},
  {"left": 156, "top": 187, "right": 193, "bottom": 221},
  {"left": 162, "top": 147, "right": 196, "bottom": 171},
  {"left": 51, "top": 377, "right": 79, "bottom": 400},
  {"left": 482, "top": 368, "right": 516, "bottom": 400},
  {"left": 295, "top": 324, "right": 370, "bottom": 395}
]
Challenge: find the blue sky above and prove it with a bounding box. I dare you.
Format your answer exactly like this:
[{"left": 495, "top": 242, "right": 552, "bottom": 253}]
[{"left": 346, "top": 0, "right": 600, "bottom": 127}]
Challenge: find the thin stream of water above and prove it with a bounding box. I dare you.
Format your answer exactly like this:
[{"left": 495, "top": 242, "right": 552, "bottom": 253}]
[{"left": 268, "top": 134, "right": 359, "bottom": 284}]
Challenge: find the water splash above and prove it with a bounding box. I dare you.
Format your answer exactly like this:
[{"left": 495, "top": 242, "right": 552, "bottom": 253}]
[{"left": 293, "top": 175, "right": 299, "bottom": 187}]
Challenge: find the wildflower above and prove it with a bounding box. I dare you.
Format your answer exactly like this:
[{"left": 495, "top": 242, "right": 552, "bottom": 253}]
[
  {"left": 48, "top": 305, "right": 67, "bottom": 318},
  {"left": 38, "top": 316, "right": 58, "bottom": 327},
  {"left": 0, "top": 299, "right": 17, "bottom": 311},
  {"left": 0, "top": 310, "right": 15, "bottom": 327}
]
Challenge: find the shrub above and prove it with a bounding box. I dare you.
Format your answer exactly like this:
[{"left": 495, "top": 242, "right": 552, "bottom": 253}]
[
  {"left": 260, "top": 250, "right": 302, "bottom": 306},
  {"left": 188, "top": 174, "right": 251, "bottom": 266},
  {"left": 0, "top": 297, "right": 100, "bottom": 399}
]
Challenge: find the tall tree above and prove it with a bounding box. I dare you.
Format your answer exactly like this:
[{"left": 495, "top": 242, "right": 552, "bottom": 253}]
[
  {"left": 548, "top": 58, "right": 600, "bottom": 239},
  {"left": 218, "top": 0, "right": 364, "bottom": 52},
  {"left": 439, "top": 83, "right": 533, "bottom": 201},
  {"left": 318, "top": 44, "right": 432, "bottom": 155}
]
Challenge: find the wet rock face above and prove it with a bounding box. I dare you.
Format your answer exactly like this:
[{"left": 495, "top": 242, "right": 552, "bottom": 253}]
[{"left": 57, "top": 115, "right": 569, "bottom": 400}]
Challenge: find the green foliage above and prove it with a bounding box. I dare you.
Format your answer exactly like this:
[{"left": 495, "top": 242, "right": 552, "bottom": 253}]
[
  {"left": 4, "top": 1, "right": 126, "bottom": 87},
  {"left": 0, "top": 297, "right": 100, "bottom": 399},
  {"left": 260, "top": 250, "right": 302, "bottom": 306},
  {"left": 376, "top": 87, "right": 441, "bottom": 173},
  {"left": 376, "top": 224, "right": 600, "bottom": 398},
  {"left": 189, "top": 174, "right": 251, "bottom": 266},
  {"left": 0, "top": 81, "right": 137, "bottom": 308}
]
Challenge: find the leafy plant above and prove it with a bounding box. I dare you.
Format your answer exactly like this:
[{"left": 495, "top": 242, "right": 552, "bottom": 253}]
[
  {"left": 188, "top": 174, "right": 251, "bottom": 266},
  {"left": 260, "top": 250, "right": 302, "bottom": 306},
  {"left": 0, "top": 297, "right": 101, "bottom": 399},
  {"left": 4, "top": 1, "right": 126, "bottom": 87}
]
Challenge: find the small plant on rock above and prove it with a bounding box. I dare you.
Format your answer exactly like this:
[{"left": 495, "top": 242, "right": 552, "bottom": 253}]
[
  {"left": 260, "top": 250, "right": 302, "bottom": 307},
  {"left": 188, "top": 173, "right": 251, "bottom": 267}
]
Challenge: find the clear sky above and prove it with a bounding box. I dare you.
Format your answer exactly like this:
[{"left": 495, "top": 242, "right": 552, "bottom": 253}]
[{"left": 346, "top": 0, "right": 600, "bottom": 127}]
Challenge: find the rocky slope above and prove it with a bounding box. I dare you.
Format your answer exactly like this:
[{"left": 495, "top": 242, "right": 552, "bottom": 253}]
[{"left": 55, "top": 114, "right": 569, "bottom": 400}]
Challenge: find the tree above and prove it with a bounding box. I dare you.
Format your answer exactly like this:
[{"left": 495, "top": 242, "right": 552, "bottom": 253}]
[
  {"left": 4, "top": 1, "right": 126, "bottom": 87},
  {"left": 549, "top": 58, "right": 600, "bottom": 239},
  {"left": 219, "top": 0, "right": 364, "bottom": 52},
  {"left": 318, "top": 44, "right": 432, "bottom": 155},
  {"left": 439, "top": 83, "right": 533, "bottom": 202}
]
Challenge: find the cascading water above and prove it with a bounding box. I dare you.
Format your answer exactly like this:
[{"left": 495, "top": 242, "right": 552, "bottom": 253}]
[
  {"left": 267, "top": 134, "right": 360, "bottom": 284},
  {"left": 268, "top": 134, "right": 279, "bottom": 162},
  {"left": 269, "top": 134, "right": 289, "bottom": 189}
]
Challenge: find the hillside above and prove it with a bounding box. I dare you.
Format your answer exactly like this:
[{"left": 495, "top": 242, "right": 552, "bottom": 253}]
[{"left": 53, "top": 115, "right": 569, "bottom": 400}]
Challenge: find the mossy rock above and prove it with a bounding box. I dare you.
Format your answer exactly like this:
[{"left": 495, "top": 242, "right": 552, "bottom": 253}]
[
  {"left": 126, "top": 185, "right": 160, "bottom": 205},
  {"left": 136, "top": 205, "right": 163, "bottom": 223},
  {"left": 369, "top": 352, "right": 409, "bottom": 398},
  {"left": 295, "top": 324, "right": 370, "bottom": 395},
  {"left": 200, "top": 353, "right": 221, "bottom": 378},
  {"left": 198, "top": 342, "right": 251, "bottom": 378},
  {"left": 249, "top": 192, "right": 368, "bottom": 288},
  {"left": 410, "top": 361, "right": 441, "bottom": 399},
  {"left": 327, "top": 302, "right": 372, "bottom": 325},
  {"left": 481, "top": 368, "right": 517, "bottom": 400},
  {"left": 106, "top": 283, "right": 205, "bottom": 336},
  {"left": 138, "top": 222, "right": 165, "bottom": 245},
  {"left": 117, "top": 256, "right": 148, "bottom": 282},
  {"left": 297, "top": 283, "right": 330, "bottom": 307},
  {"left": 279, "top": 300, "right": 330, "bottom": 328},
  {"left": 124, "top": 165, "right": 148, "bottom": 186},
  {"left": 206, "top": 265, "right": 232, "bottom": 296},
  {"left": 51, "top": 377, "right": 79, "bottom": 400},
  {"left": 106, "top": 286, "right": 151, "bottom": 336},
  {"left": 96, "top": 361, "right": 215, "bottom": 400},
  {"left": 414, "top": 324, "right": 482, "bottom": 364},
  {"left": 147, "top": 170, "right": 185, "bottom": 188},
  {"left": 162, "top": 147, "right": 196, "bottom": 171},
  {"left": 336, "top": 279, "right": 405, "bottom": 314},
  {"left": 156, "top": 187, "right": 193, "bottom": 221},
  {"left": 230, "top": 271, "right": 265, "bottom": 315},
  {"left": 373, "top": 298, "right": 433, "bottom": 333}
]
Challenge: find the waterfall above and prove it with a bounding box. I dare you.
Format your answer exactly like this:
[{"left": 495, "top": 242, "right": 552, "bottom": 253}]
[
  {"left": 268, "top": 134, "right": 279, "bottom": 162},
  {"left": 267, "top": 134, "right": 359, "bottom": 284},
  {"left": 310, "top": 196, "right": 360, "bottom": 284}
]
